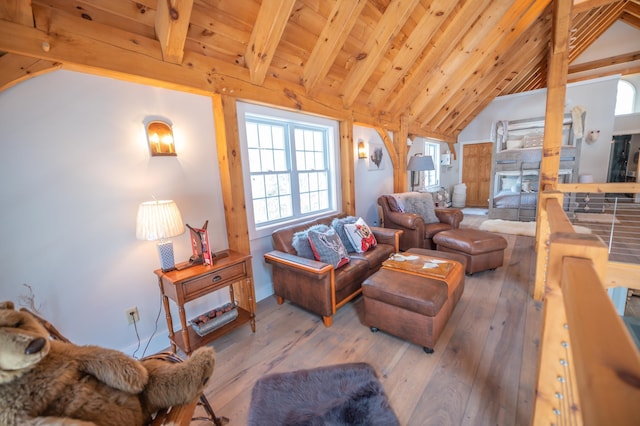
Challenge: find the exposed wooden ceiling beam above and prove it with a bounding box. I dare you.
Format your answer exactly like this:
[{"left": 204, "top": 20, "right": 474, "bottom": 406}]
[
  {"left": 419, "top": 0, "right": 551, "bottom": 130},
  {"left": 302, "top": 0, "right": 366, "bottom": 95},
  {"left": 341, "top": 0, "right": 421, "bottom": 108},
  {"left": 0, "top": 53, "right": 60, "bottom": 92},
  {"left": 620, "top": 10, "right": 640, "bottom": 27},
  {"left": 382, "top": 0, "right": 493, "bottom": 120},
  {"left": 244, "top": 0, "right": 296, "bottom": 85},
  {"left": 569, "top": 2, "right": 627, "bottom": 62},
  {"left": 0, "top": 0, "right": 33, "bottom": 26},
  {"left": 572, "top": 0, "right": 626, "bottom": 15},
  {"left": 155, "top": 0, "right": 193, "bottom": 64},
  {"left": 0, "top": 13, "right": 416, "bottom": 134},
  {"left": 445, "top": 13, "right": 551, "bottom": 134},
  {"left": 625, "top": 1, "right": 640, "bottom": 17},
  {"left": 366, "top": 0, "right": 457, "bottom": 109},
  {"left": 569, "top": 50, "right": 640, "bottom": 73}
]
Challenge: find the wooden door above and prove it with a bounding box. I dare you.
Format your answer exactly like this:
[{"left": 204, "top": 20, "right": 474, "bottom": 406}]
[{"left": 462, "top": 143, "right": 493, "bottom": 207}]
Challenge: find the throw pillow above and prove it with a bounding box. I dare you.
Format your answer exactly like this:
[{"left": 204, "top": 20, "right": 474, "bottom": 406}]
[
  {"left": 291, "top": 224, "right": 329, "bottom": 259},
  {"left": 308, "top": 228, "right": 350, "bottom": 268},
  {"left": 331, "top": 216, "right": 358, "bottom": 253},
  {"left": 344, "top": 217, "right": 378, "bottom": 253},
  {"left": 402, "top": 193, "right": 440, "bottom": 224}
]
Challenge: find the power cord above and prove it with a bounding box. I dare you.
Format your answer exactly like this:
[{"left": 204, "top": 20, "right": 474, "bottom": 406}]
[
  {"left": 140, "top": 293, "right": 163, "bottom": 358},
  {"left": 130, "top": 312, "right": 141, "bottom": 359}
]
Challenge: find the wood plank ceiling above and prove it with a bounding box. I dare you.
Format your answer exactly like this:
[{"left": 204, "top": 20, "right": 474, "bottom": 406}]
[{"left": 0, "top": 0, "right": 639, "bottom": 142}]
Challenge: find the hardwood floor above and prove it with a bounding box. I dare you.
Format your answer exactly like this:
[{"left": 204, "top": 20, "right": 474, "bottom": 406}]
[{"left": 194, "top": 216, "right": 542, "bottom": 425}]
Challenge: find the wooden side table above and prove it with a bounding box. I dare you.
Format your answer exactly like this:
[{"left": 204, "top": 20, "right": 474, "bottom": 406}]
[{"left": 154, "top": 249, "right": 256, "bottom": 355}]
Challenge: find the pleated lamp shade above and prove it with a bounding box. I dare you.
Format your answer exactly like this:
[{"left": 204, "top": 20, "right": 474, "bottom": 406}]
[
  {"left": 136, "top": 200, "right": 185, "bottom": 271},
  {"left": 136, "top": 200, "right": 185, "bottom": 241}
]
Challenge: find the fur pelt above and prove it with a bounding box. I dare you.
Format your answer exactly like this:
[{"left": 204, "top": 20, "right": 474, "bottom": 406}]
[
  {"left": 0, "top": 301, "right": 215, "bottom": 426},
  {"left": 248, "top": 363, "right": 399, "bottom": 426}
]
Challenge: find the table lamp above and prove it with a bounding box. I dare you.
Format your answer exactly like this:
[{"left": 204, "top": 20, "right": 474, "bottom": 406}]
[
  {"left": 407, "top": 154, "right": 435, "bottom": 191},
  {"left": 136, "top": 199, "right": 185, "bottom": 272}
]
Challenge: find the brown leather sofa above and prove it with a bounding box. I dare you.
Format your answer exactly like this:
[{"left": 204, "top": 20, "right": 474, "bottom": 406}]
[
  {"left": 377, "top": 194, "right": 463, "bottom": 251},
  {"left": 264, "top": 213, "right": 402, "bottom": 327}
]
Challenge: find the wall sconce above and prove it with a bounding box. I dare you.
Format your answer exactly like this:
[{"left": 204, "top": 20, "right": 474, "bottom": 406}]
[
  {"left": 146, "top": 120, "right": 176, "bottom": 156},
  {"left": 585, "top": 129, "right": 600, "bottom": 145},
  {"left": 357, "top": 140, "right": 367, "bottom": 159}
]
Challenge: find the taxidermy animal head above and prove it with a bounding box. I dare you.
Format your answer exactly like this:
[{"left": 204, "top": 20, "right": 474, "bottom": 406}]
[{"left": 585, "top": 130, "right": 600, "bottom": 144}]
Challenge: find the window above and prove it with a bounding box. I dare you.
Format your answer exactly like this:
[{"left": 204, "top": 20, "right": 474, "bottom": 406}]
[
  {"left": 615, "top": 80, "right": 636, "bottom": 115},
  {"left": 237, "top": 103, "right": 339, "bottom": 237},
  {"left": 422, "top": 140, "right": 441, "bottom": 190}
]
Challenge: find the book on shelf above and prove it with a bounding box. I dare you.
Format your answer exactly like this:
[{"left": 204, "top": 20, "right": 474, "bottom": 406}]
[{"left": 186, "top": 220, "right": 212, "bottom": 265}]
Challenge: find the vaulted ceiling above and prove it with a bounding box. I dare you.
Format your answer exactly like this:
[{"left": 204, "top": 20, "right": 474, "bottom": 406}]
[{"left": 1, "top": 0, "right": 639, "bottom": 142}]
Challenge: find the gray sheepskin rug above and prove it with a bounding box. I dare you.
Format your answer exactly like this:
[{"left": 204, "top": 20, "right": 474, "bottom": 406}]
[{"left": 247, "top": 362, "right": 399, "bottom": 426}]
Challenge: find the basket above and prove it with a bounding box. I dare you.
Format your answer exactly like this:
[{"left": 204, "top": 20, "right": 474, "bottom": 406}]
[{"left": 189, "top": 303, "right": 238, "bottom": 336}]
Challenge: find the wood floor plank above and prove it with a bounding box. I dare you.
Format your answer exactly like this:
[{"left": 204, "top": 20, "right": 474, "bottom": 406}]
[
  {"left": 462, "top": 235, "right": 533, "bottom": 426},
  {"left": 192, "top": 216, "right": 540, "bottom": 426}
]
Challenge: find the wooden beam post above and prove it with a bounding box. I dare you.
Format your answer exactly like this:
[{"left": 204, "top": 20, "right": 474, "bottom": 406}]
[
  {"left": 393, "top": 115, "right": 409, "bottom": 193},
  {"left": 340, "top": 119, "right": 356, "bottom": 216},
  {"left": 212, "top": 94, "right": 251, "bottom": 255}
]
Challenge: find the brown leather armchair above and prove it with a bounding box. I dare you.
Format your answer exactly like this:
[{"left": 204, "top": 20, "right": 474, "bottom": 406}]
[{"left": 377, "top": 194, "right": 463, "bottom": 251}]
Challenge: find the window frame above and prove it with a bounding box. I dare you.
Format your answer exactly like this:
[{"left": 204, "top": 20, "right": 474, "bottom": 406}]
[
  {"left": 236, "top": 102, "right": 341, "bottom": 240},
  {"left": 615, "top": 79, "right": 636, "bottom": 116},
  {"left": 421, "top": 140, "right": 441, "bottom": 190}
]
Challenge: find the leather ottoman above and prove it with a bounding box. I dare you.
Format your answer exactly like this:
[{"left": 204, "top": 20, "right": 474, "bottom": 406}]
[
  {"left": 433, "top": 228, "right": 508, "bottom": 275},
  {"left": 362, "top": 254, "right": 464, "bottom": 353}
]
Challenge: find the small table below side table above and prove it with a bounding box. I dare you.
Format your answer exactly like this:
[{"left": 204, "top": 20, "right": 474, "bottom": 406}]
[{"left": 154, "top": 249, "right": 256, "bottom": 356}]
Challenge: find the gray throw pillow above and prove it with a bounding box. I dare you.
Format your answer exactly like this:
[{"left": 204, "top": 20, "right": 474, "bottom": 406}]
[
  {"left": 308, "top": 228, "right": 350, "bottom": 269},
  {"left": 331, "top": 216, "right": 358, "bottom": 253},
  {"left": 292, "top": 224, "right": 329, "bottom": 259}
]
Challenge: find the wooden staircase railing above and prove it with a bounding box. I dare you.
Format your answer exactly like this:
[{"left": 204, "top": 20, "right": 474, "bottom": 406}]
[{"left": 532, "top": 187, "right": 640, "bottom": 425}]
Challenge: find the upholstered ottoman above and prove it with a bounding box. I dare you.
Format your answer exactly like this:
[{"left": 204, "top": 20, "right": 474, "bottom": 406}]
[
  {"left": 433, "top": 229, "right": 508, "bottom": 275},
  {"left": 362, "top": 253, "right": 464, "bottom": 353}
]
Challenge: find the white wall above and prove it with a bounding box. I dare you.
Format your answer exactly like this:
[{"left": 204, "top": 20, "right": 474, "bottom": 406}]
[
  {"left": 0, "top": 71, "right": 235, "bottom": 355},
  {"left": 458, "top": 76, "right": 619, "bottom": 182},
  {"left": 353, "top": 126, "right": 394, "bottom": 225}
]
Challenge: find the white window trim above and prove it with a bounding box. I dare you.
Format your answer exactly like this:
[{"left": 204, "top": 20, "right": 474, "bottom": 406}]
[
  {"left": 236, "top": 102, "right": 341, "bottom": 240},
  {"left": 615, "top": 79, "right": 636, "bottom": 116},
  {"left": 422, "top": 140, "right": 441, "bottom": 191}
]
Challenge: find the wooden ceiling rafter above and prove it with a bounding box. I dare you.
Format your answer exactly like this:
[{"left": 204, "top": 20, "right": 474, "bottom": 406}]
[
  {"left": 382, "top": 0, "right": 494, "bottom": 120},
  {"left": 155, "top": 0, "right": 194, "bottom": 64},
  {"left": 421, "top": 0, "right": 551, "bottom": 131},
  {"left": 0, "top": 0, "right": 638, "bottom": 142},
  {"left": 365, "top": 0, "right": 456, "bottom": 109},
  {"left": 340, "top": 0, "right": 421, "bottom": 108},
  {"left": 0, "top": 0, "right": 33, "bottom": 26},
  {"left": 569, "top": 1, "right": 627, "bottom": 63},
  {"left": 410, "top": 0, "right": 519, "bottom": 126},
  {"left": 446, "top": 13, "right": 553, "bottom": 134},
  {"left": 244, "top": 0, "right": 296, "bottom": 85},
  {"left": 302, "top": 0, "right": 367, "bottom": 95}
]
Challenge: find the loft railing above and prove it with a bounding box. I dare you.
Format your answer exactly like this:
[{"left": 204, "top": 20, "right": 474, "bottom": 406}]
[{"left": 532, "top": 183, "right": 640, "bottom": 425}]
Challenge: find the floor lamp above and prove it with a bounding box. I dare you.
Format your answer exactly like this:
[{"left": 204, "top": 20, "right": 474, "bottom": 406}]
[{"left": 407, "top": 154, "right": 435, "bottom": 192}]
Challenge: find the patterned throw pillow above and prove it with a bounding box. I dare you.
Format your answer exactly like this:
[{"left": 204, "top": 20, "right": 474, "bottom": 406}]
[
  {"left": 331, "top": 216, "right": 358, "bottom": 253},
  {"left": 308, "top": 228, "right": 350, "bottom": 268},
  {"left": 344, "top": 217, "right": 378, "bottom": 253},
  {"left": 291, "top": 224, "right": 329, "bottom": 259}
]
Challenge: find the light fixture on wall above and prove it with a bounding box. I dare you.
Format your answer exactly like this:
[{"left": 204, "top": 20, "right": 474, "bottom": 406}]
[
  {"left": 357, "top": 139, "right": 367, "bottom": 159},
  {"left": 407, "top": 154, "right": 435, "bottom": 192},
  {"left": 146, "top": 120, "right": 176, "bottom": 156},
  {"left": 136, "top": 199, "right": 185, "bottom": 271}
]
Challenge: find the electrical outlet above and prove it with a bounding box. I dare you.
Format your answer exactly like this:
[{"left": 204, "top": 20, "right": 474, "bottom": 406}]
[{"left": 126, "top": 307, "right": 140, "bottom": 324}]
